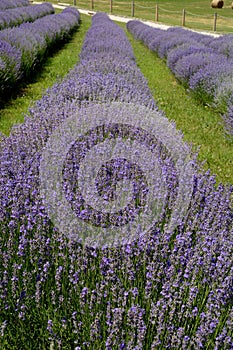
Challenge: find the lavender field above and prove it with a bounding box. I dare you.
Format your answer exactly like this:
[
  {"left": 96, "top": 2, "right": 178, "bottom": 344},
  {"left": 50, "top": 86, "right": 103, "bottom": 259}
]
[
  {"left": 0, "top": 6, "right": 80, "bottom": 98},
  {"left": 0, "top": 2, "right": 54, "bottom": 30},
  {"left": 0, "top": 8, "right": 233, "bottom": 350},
  {"left": 127, "top": 20, "right": 233, "bottom": 138},
  {"left": 0, "top": 0, "right": 29, "bottom": 11}
]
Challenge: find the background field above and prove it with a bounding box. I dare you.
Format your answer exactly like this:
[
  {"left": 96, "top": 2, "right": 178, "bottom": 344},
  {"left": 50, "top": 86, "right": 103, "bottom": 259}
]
[{"left": 48, "top": 0, "right": 233, "bottom": 33}]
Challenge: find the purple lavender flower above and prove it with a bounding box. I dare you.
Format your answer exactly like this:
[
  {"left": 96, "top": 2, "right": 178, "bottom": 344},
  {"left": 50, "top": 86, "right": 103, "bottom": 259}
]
[
  {"left": 0, "top": 7, "right": 80, "bottom": 95},
  {"left": 127, "top": 20, "right": 214, "bottom": 58},
  {"left": 167, "top": 44, "right": 214, "bottom": 72},
  {"left": 172, "top": 51, "right": 225, "bottom": 87},
  {"left": 0, "top": 40, "right": 22, "bottom": 92},
  {"left": 0, "top": 3, "right": 54, "bottom": 30},
  {"left": 189, "top": 56, "right": 233, "bottom": 106},
  {"left": 209, "top": 33, "right": 233, "bottom": 58},
  {"left": 127, "top": 19, "right": 233, "bottom": 136},
  {"left": 0, "top": 11, "right": 232, "bottom": 349},
  {"left": 0, "top": 0, "right": 29, "bottom": 11},
  {"left": 223, "top": 92, "right": 233, "bottom": 137}
]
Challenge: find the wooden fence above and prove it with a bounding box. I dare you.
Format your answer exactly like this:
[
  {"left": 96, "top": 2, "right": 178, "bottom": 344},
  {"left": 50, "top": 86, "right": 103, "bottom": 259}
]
[{"left": 55, "top": 0, "right": 233, "bottom": 33}]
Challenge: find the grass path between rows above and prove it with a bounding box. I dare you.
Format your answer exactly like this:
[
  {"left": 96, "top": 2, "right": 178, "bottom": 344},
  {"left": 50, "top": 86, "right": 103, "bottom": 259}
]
[{"left": 0, "top": 14, "right": 232, "bottom": 185}]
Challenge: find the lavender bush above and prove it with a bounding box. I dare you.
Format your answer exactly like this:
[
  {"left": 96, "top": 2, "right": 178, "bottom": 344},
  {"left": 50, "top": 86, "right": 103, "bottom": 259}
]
[
  {"left": 0, "top": 3, "right": 54, "bottom": 30},
  {"left": 127, "top": 21, "right": 215, "bottom": 60},
  {"left": 127, "top": 20, "right": 233, "bottom": 136},
  {"left": 167, "top": 44, "right": 215, "bottom": 73},
  {"left": 0, "top": 7, "right": 80, "bottom": 97},
  {"left": 0, "top": 40, "right": 22, "bottom": 94},
  {"left": 155, "top": 27, "right": 212, "bottom": 60},
  {"left": 209, "top": 34, "right": 233, "bottom": 58},
  {"left": 223, "top": 93, "right": 233, "bottom": 138},
  {"left": 0, "top": 13, "right": 232, "bottom": 349},
  {"left": 0, "top": 0, "right": 29, "bottom": 11},
  {"left": 172, "top": 51, "right": 226, "bottom": 88},
  {"left": 189, "top": 58, "right": 233, "bottom": 109}
]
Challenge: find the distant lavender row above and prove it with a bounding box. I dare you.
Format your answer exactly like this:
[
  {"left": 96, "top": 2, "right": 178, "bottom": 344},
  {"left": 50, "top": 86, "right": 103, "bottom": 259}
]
[
  {"left": 127, "top": 20, "right": 233, "bottom": 136},
  {"left": 0, "top": 3, "right": 54, "bottom": 30},
  {"left": 1, "top": 13, "right": 232, "bottom": 348},
  {"left": 0, "top": 7, "right": 80, "bottom": 95},
  {"left": 0, "top": 40, "right": 21, "bottom": 92},
  {"left": 0, "top": 0, "right": 29, "bottom": 11}
]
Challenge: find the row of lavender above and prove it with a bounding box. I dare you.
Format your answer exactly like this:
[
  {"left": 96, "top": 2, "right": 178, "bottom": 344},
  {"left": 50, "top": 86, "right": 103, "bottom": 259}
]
[
  {"left": 0, "top": 0, "right": 29, "bottom": 11},
  {"left": 0, "top": 7, "right": 80, "bottom": 96},
  {"left": 1, "top": 12, "right": 232, "bottom": 348},
  {"left": 127, "top": 21, "right": 233, "bottom": 136},
  {"left": 0, "top": 2, "right": 54, "bottom": 30}
]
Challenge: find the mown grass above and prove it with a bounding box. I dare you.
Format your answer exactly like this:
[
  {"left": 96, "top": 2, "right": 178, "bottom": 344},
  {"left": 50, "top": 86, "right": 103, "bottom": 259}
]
[{"left": 0, "top": 11, "right": 232, "bottom": 185}]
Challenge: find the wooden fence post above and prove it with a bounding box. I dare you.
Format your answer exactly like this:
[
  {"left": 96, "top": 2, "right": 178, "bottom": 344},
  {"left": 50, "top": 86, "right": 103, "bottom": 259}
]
[
  {"left": 182, "top": 9, "right": 185, "bottom": 26},
  {"left": 155, "top": 4, "right": 158, "bottom": 22},
  {"left": 91, "top": 0, "right": 94, "bottom": 10},
  {"left": 131, "top": 0, "right": 134, "bottom": 17},
  {"left": 110, "top": 0, "right": 112, "bottom": 13},
  {"left": 213, "top": 12, "right": 217, "bottom": 31}
]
